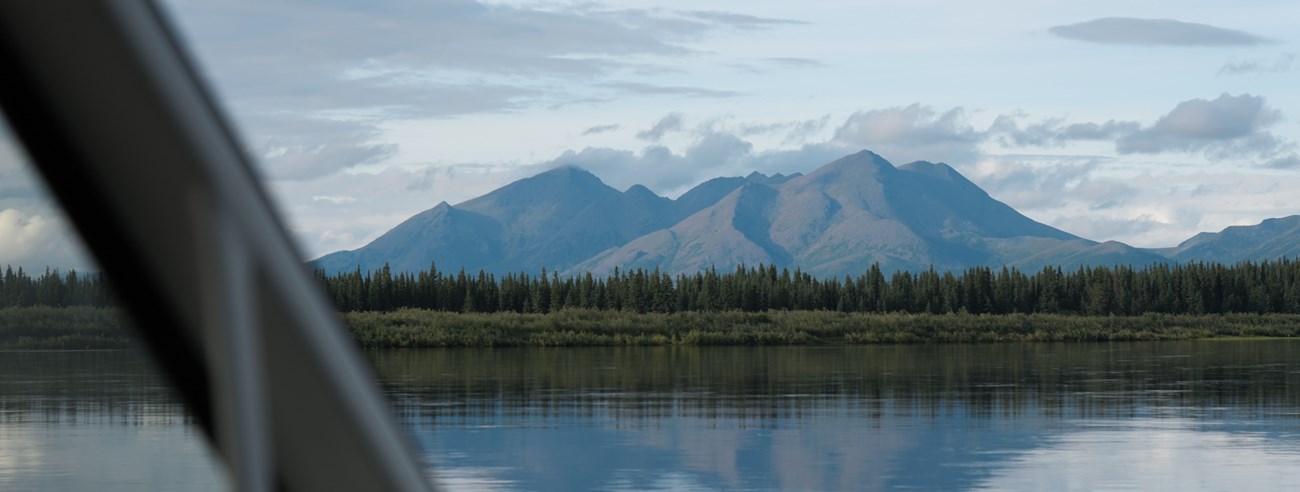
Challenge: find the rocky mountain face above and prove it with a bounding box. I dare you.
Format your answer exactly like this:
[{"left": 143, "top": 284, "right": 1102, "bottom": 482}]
[{"left": 311, "top": 150, "right": 1298, "bottom": 277}]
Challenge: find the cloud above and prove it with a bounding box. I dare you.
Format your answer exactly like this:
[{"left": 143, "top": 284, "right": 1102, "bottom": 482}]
[
  {"left": 684, "top": 11, "right": 805, "bottom": 29},
  {"left": 1219, "top": 53, "right": 1297, "bottom": 75},
  {"left": 961, "top": 155, "right": 1300, "bottom": 248},
  {"left": 166, "top": 0, "right": 794, "bottom": 110},
  {"left": 636, "top": 113, "right": 686, "bottom": 142},
  {"left": 270, "top": 162, "right": 539, "bottom": 256},
  {"left": 0, "top": 209, "right": 50, "bottom": 264},
  {"left": 246, "top": 116, "right": 399, "bottom": 181},
  {"left": 989, "top": 93, "right": 1297, "bottom": 167},
  {"left": 581, "top": 124, "right": 621, "bottom": 136},
  {"left": 989, "top": 115, "right": 1139, "bottom": 147},
  {"left": 1049, "top": 18, "right": 1271, "bottom": 46},
  {"left": 739, "top": 116, "right": 831, "bottom": 144},
  {"left": 1263, "top": 155, "right": 1300, "bottom": 169},
  {"left": 1116, "top": 93, "right": 1282, "bottom": 156},
  {"left": 161, "top": 0, "right": 794, "bottom": 181},
  {"left": 545, "top": 133, "right": 753, "bottom": 195},
  {"left": 832, "top": 104, "right": 983, "bottom": 165},
  {"left": 763, "top": 57, "right": 825, "bottom": 68},
  {"left": 311, "top": 195, "right": 357, "bottom": 205},
  {"left": 965, "top": 155, "right": 1107, "bottom": 210},
  {"left": 0, "top": 207, "right": 91, "bottom": 271},
  {"left": 601, "top": 82, "right": 742, "bottom": 99}
]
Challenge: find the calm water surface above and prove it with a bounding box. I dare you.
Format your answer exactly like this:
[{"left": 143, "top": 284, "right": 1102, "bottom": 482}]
[{"left": 4, "top": 342, "right": 1300, "bottom": 490}]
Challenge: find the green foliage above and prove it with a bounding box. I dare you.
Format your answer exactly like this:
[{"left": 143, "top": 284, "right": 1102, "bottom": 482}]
[
  {"left": 308, "top": 260, "right": 1300, "bottom": 317},
  {"left": 9, "top": 258, "right": 1300, "bottom": 349},
  {"left": 342, "top": 308, "right": 1300, "bottom": 348},
  {"left": 0, "top": 306, "right": 130, "bottom": 349},
  {"left": 0, "top": 266, "right": 113, "bottom": 308}
]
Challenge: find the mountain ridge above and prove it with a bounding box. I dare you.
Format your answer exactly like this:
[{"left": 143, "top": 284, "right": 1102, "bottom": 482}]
[{"left": 310, "top": 150, "right": 1300, "bottom": 277}]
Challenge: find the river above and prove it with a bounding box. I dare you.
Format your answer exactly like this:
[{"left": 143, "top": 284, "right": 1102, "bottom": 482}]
[{"left": 3, "top": 342, "right": 1300, "bottom": 490}]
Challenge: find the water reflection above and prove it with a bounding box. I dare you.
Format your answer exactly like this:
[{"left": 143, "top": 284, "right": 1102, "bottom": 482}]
[
  {"left": 2, "top": 342, "right": 1299, "bottom": 490},
  {"left": 976, "top": 419, "right": 1300, "bottom": 491},
  {"left": 369, "top": 342, "right": 1300, "bottom": 491},
  {"left": 0, "top": 350, "right": 224, "bottom": 491}
]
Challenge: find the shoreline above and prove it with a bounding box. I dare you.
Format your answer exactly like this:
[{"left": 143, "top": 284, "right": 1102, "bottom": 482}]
[{"left": 5, "top": 306, "right": 1300, "bottom": 349}]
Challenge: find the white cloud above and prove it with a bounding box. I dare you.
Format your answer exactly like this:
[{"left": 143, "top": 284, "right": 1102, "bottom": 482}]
[
  {"left": 1116, "top": 93, "right": 1281, "bottom": 154},
  {"left": 990, "top": 94, "right": 1298, "bottom": 167},
  {"left": 963, "top": 154, "right": 1300, "bottom": 248},
  {"left": 162, "top": 0, "right": 796, "bottom": 182},
  {"left": 0, "top": 208, "right": 91, "bottom": 271},
  {"left": 832, "top": 104, "right": 983, "bottom": 165},
  {"left": 0, "top": 209, "right": 49, "bottom": 262}
]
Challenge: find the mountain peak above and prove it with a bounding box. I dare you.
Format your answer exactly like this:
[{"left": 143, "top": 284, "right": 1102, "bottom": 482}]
[
  {"left": 624, "top": 184, "right": 660, "bottom": 200},
  {"left": 467, "top": 165, "right": 610, "bottom": 202},
  {"left": 818, "top": 149, "right": 895, "bottom": 174},
  {"left": 899, "top": 161, "right": 979, "bottom": 189},
  {"left": 316, "top": 149, "right": 1300, "bottom": 278},
  {"left": 538, "top": 165, "right": 599, "bottom": 181}
]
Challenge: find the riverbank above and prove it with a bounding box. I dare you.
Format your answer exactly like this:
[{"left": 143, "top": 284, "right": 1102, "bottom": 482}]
[
  {"left": 0, "top": 306, "right": 132, "bottom": 349},
  {"left": 5, "top": 306, "right": 1300, "bottom": 349},
  {"left": 343, "top": 309, "right": 1300, "bottom": 348}
]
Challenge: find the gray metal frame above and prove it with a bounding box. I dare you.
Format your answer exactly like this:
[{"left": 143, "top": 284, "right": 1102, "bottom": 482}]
[{"left": 0, "top": 2, "right": 434, "bottom": 490}]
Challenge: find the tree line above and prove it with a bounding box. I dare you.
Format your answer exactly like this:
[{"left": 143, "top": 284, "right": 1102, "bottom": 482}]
[
  {"left": 9, "top": 260, "right": 1300, "bottom": 316},
  {"left": 0, "top": 266, "right": 113, "bottom": 308},
  {"left": 311, "top": 260, "right": 1300, "bottom": 316}
]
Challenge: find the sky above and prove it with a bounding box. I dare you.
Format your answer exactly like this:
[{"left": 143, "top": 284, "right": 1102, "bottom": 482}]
[{"left": 2, "top": 0, "right": 1299, "bottom": 270}]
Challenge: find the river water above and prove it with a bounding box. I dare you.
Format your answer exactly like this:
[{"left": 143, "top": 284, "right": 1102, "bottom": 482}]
[{"left": 3, "top": 342, "right": 1300, "bottom": 490}]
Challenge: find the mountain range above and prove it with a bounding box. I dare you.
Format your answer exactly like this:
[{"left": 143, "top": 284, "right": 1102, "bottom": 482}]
[{"left": 311, "top": 150, "right": 1300, "bottom": 277}]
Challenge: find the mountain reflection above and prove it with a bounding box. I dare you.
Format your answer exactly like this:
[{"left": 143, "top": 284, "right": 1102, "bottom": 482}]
[
  {"left": 367, "top": 342, "right": 1300, "bottom": 490},
  {"left": 370, "top": 343, "right": 1300, "bottom": 422},
  {"left": 3, "top": 342, "right": 1299, "bottom": 491},
  {"left": 0, "top": 350, "right": 196, "bottom": 426}
]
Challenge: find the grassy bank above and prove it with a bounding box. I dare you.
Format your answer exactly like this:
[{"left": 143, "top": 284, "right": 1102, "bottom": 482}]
[
  {"left": 342, "top": 308, "right": 1300, "bottom": 348},
  {"left": 0, "top": 306, "right": 132, "bottom": 349},
  {"left": 5, "top": 307, "right": 1300, "bottom": 349}
]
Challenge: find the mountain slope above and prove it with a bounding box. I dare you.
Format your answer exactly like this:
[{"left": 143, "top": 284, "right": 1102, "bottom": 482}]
[
  {"left": 312, "top": 149, "right": 1280, "bottom": 277},
  {"left": 312, "top": 166, "right": 817, "bottom": 275},
  {"left": 573, "top": 151, "right": 1148, "bottom": 276},
  {"left": 314, "top": 167, "right": 635, "bottom": 274},
  {"left": 312, "top": 202, "right": 502, "bottom": 274},
  {"left": 1167, "top": 216, "right": 1300, "bottom": 263}
]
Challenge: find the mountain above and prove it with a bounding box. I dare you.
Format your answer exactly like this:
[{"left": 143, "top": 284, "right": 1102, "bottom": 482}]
[
  {"left": 312, "top": 150, "right": 1291, "bottom": 277},
  {"left": 311, "top": 166, "right": 801, "bottom": 275},
  {"left": 571, "top": 151, "right": 1168, "bottom": 276},
  {"left": 1165, "top": 215, "right": 1300, "bottom": 263}
]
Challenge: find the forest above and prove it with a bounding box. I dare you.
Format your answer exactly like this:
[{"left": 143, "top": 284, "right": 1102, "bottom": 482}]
[
  {"left": 6, "top": 260, "right": 1300, "bottom": 316},
  {"left": 7, "top": 261, "right": 1300, "bottom": 348},
  {"left": 311, "top": 260, "right": 1300, "bottom": 316}
]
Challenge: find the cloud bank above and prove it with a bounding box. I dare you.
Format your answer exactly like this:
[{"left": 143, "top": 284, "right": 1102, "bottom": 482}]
[
  {"left": 163, "top": 0, "right": 796, "bottom": 182},
  {"left": 1050, "top": 18, "right": 1270, "bottom": 46}
]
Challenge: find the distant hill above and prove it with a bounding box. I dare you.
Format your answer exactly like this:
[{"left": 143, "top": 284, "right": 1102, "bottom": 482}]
[
  {"left": 311, "top": 149, "right": 1297, "bottom": 277},
  {"left": 1165, "top": 216, "right": 1300, "bottom": 263}
]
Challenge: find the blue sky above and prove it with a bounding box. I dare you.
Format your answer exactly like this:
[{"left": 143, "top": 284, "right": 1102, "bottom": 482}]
[{"left": 2, "top": 0, "right": 1299, "bottom": 269}]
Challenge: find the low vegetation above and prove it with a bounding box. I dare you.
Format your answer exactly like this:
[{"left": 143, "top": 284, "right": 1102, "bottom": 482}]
[
  {"left": 0, "top": 306, "right": 131, "bottom": 349},
  {"left": 342, "top": 309, "right": 1300, "bottom": 348},
  {"left": 9, "top": 306, "right": 1296, "bottom": 350}
]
